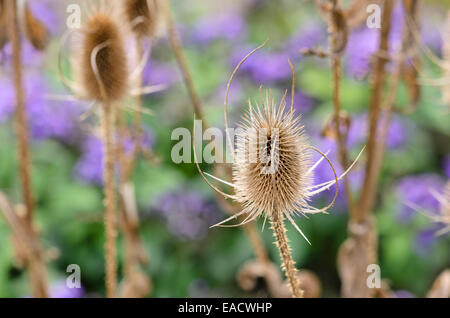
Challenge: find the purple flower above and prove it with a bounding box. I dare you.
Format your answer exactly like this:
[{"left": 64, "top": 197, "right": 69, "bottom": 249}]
[
  {"left": 50, "top": 281, "right": 84, "bottom": 298},
  {"left": 74, "top": 127, "right": 155, "bottom": 185},
  {"left": 74, "top": 136, "right": 104, "bottom": 185},
  {"left": 443, "top": 156, "right": 450, "bottom": 179},
  {"left": 286, "top": 23, "right": 327, "bottom": 59},
  {"left": 0, "top": 73, "right": 83, "bottom": 142},
  {"left": 155, "top": 190, "right": 222, "bottom": 241},
  {"left": 142, "top": 59, "right": 178, "bottom": 87},
  {"left": 346, "top": 3, "right": 406, "bottom": 79},
  {"left": 287, "top": 91, "right": 315, "bottom": 114},
  {"left": 346, "top": 27, "right": 379, "bottom": 79},
  {"left": 396, "top": 174, "right": 445, "bottom": 222},
  {"left": 28, "top": 0, "right": 59, "bottom": 35},
  {"left": 230, "top": 47, "right": 291, "bottom": 84},
  {"left": 191, "top": 14, "right": 246, "bottom": 45},
  {"left": 393, "top": 290, "right": 416, "bottom": 298},
  {"left": 413, "top": 223, "right": 448, "bottom": 255},
  {"left": 347, "top": 113, "right": 408, "bottom": 149}
]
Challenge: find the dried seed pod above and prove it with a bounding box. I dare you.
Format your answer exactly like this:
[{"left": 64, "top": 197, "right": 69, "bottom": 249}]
[
  {"left": 80, "top": 13, "right": 128, "bottom": 102},
  {"left": 125, "top": 0, "right": 161, "bottom": 38},
  {"left": 232, "top": 94, "right": 313, "bottom": 224},
  {"left": 24, "top": 4, "right": 49, "bottom": 51}
]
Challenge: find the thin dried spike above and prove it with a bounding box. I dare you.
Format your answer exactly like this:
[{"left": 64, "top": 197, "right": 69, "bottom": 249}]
[
  {"left": 130, "top": 83, "right": 167, "bottom": 96},
  {"left": 306, "top": 146, "right": 339, "bottom": 213},
  {"left": 204, "top": 172, "right": 236, "bottom": 188},
  {"left": 224, "top": 40, "right": 268, "bottom": 158},
  {"left": 285, "top": 212, "right": 311, "bottom": 245},
  {"left": 192, "top": 114, "right": 236, "bottom": 200},
  {"left": 288, "top": 59, "right": 295, "bottom": 114},
  {"left": 306, "top": 146, "right": 365, "bottom": 191},
  {"left": 130, "top": 39, "right": 153, "bottom": 80},
  {"left": 306, "top": 150, "right": 330, "bottom": 176},
  {"left": 57, "top": 28, "right": 84, "bottom": 98},
  {"left": 210, "top": 209, "right": 250, "bottom": 228}
]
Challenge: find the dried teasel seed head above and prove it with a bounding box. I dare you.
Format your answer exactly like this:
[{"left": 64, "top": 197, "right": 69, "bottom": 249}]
[
  {"left": 232, "top": 91, "right": 312, "bottom": 222},
  {"left": 23, "top": 4, "right": 49, "bottom": 51},
  {"left": 80, "top": 13, "right": 128, "bottom": 102},
  {"left": 125, "top": 0, "right": 161, "bottom": 38}
]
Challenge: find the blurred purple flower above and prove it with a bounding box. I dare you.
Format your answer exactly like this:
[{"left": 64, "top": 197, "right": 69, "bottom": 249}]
[
  {"left": 347, "top": 113, "right": 408, "bottom": 149},
  {"left": 346, "top": 3, "right": 406, "bottom": 79},
  {"left": 286, "top": 23, "right": 327, "bottom": 59},
  {"left": 28, "top": 0, "right": 59, "bottom": 35},
  {"left": 74, "top": 127, "right": 154, "bottom": 185},
  {"left": 74, "top": 136, "right": 104, "bottom": 186},
  {"left": 413, "top": 223, "right": 448, "bottom": 256},
  {"left": 50, "top": 281, "right": 84, "bottom": 298},
  {"left": 0, "top": 73, "right": 82, "bottom": 142},
  {"left": 191, "top": 14, "right": 246, "bottom": 45},
  {"left": 142, "top": 59, "right": 178, "bottom": 87},
  {"left": 287, "top": 91, "right": 315, "bottom": 114},
  {"left": 346, "top": 27, "right": 379, "bottom": 79},
  {"left": 443, "top": 156, "right": 450, "bottom": 179},
  {"left": 155, "top": 190, "right": 222, "bottom": 241},
  {"left": 396, "top": 174, "right": 445, "bottom": 222},
  {"left": 393, "top": 290, "right": 416, "bottom": 298},
  {"left": 230, "top": 47, "right": 291, "bottom": 84}
]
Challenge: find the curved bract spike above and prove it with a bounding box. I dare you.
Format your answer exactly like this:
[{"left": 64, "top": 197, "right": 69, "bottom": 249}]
[
  {"left": 285, "top": 212, "right": 311, "bottom": 245},
  {"left": 306, "top": 146, "right": 339, "bottom": 214},
  {"left": 204, "top": 172, "right": 236, "bottom": 188},
  {"left": 224, "top": 40, "right": 268, "bottom": 161},
  {"left": 58, "top": 28, "right": 85, "bottom": 98},
  {"left": 306, "top": 146, "right": 366, "bottom": 192},
  {"left": 90, "top": 40, "right": 111, "bottom": 101},
  {"left": 130, "top": 83, "right": 167, "bottom": 96},
  {"left": 130, "top": 38, "right": 153, "bottom": 81},
  {"left": 192, "top": 114, "right": 236, "bottom": 200}
]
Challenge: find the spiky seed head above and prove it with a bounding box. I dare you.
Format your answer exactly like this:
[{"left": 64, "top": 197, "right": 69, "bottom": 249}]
[
  {"left": 80, "top": 13, "right": 128, "bottom": 102},
  {"left": 125, "top": 0, "right": 160, "bottom": 38},
  {"left": 24, "top": 5, "right": 49, "bottom": 51},
  {"left": 232, "top": 92, "right": 312, "bottom": 220}
]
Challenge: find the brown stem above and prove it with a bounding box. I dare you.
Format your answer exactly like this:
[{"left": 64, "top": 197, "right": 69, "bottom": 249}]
[
  {"left": 166, "top": 1, "right": 207, "bottom": 126},
  {"left": 270, "top": 210, "right": 303, "bottom": 298},
  {"left": 101, "top": 103, "right": 117, "bottom": 298},
  {"left": 358, "top": 0, "right": 394, "bottom": 222},
  {"left": 6, "top": 0, "right": 48, "bottom": 298},
  {"left": 7, "top": 0, "right": 34, "bottom": 225},
  {"left": 328, "top": 0, "right": 356, "bottom": 217}
]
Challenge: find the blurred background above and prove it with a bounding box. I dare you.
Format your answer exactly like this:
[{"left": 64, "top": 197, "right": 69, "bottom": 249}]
[{"left": 0, "top": 0, "right": 449, "bottom": 297}]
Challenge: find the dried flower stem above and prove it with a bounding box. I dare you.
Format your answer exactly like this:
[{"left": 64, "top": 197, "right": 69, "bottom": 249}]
[
  {"left": 358, "top": 0, "right": 394, "bottom": 223},
  {"left": 101, "top": 103, "right": 118, "bottom": 298},
  {"left": 328, "top": 0, "right": 356, "bottom": 217},
  {"left": 5, "top": 0, "right": 48, "bottom": 298},
  {"left": 166, "top": 1, "right": 207, "bottom": 126},
  {"left": 7, "top": 0, "right": 34, "bottom": 225},
  {"left": 270, "top": 209, "right": 303, "bottom": 298}
]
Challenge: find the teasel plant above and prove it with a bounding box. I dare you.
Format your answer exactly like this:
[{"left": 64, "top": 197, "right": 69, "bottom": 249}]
[
  {"left": 162, "top": 0, "right": 285, "bottom": 293},
  {"left": 193, "top": 43, "right": 364, "bottom": 297},
  {"left": 0, "top": 0, "right": 51, "bottom": 298},
  {"left": 56, "top": 0, "right": 164, "bottom": 298},
  {"left": 113, "top": 0, "right": 170, "bottom": 298},
  {"left": 307, "top": 0, "right": 424, "bottom": 297}
]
